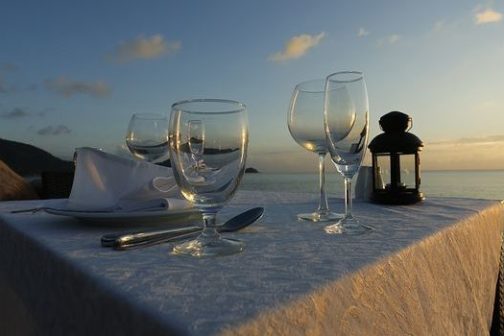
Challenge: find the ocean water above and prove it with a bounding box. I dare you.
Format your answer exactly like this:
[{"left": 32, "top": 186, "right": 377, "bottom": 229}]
[{"left": 240, "top": 170, "right": 504, "bottom": 201}]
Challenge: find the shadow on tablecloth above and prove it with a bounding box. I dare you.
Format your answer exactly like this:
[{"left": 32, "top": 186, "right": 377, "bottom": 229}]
[{"left": 491, "top": 232, "right": 504, "bottom": 336}]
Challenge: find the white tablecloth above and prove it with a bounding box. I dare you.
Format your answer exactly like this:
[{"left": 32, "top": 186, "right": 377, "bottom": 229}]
[{"left": 1, "top": 191, "right": 503, "bottom": 335}]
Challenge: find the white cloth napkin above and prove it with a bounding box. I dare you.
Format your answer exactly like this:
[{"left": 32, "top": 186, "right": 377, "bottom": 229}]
[{"left": 66, "top": 147, "right": 191, "bottom": 212}]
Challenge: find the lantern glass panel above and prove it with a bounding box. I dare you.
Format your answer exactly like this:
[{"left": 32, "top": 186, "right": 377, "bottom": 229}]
[
  {"left": 400, "top": 154, "right": 416, "bottom": 188},
  {"left": 375, "top": 154, "right": 390, "bottom": 190}
]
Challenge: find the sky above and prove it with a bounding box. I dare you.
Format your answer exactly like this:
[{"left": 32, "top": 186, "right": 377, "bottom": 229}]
[{"left": 1, "top": 0, "right": 503, "bottom": 172}]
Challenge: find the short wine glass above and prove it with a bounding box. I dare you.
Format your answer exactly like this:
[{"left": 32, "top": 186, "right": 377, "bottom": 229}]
[
  {"left": 125, "top": 113, "right": 169, "bottom": 164},
  {"left": 187, "top": 120, "right": 205, "bottom": 169},
  {"left": 324, "top": 71, "right": 372, "bottom": 234},
  {"left": 168, "top": 99, "right": 248, "bottom": 257},
  {"left": 288, "top": 79, "right": 341, "bottom": 222}
]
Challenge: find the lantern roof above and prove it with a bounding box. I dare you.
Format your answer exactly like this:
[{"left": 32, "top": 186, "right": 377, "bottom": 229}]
[
  {"left": 379, "top": 111, "right": 411, "bottom": 133},
  {"left": 368, "top": 132, "right": 423, "bottom": 153},
  {"left": 368, "top": 111, "right": 423, "bottom": 153}
]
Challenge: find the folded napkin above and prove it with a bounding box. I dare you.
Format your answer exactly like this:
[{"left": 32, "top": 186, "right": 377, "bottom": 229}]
[{"left": 66, "top": 147, "right": 191, "bottom": 212}]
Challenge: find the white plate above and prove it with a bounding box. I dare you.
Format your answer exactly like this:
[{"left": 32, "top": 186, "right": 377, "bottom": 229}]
[{"left": 44, "top": 207, "right": 200, "bottom": 226}]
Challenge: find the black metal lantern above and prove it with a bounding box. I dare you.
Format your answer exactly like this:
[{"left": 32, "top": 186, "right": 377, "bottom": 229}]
[{"left": 368, "top": 111, "right": 424, "bottom": 205}]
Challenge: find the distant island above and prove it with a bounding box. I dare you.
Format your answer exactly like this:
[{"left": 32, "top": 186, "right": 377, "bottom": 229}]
[
  {"left": 0, "top": 138, "right": 260, "bottom": 176},
  {"left": 245, "top": 167, "right": 259, "bottom": 173},
  {"left": 0, "top": 138, "right": 73, "bottom": 176}
]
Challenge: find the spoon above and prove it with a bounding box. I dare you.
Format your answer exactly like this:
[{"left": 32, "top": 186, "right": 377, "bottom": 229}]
[{"left": 101, "top": 207, "right": 264, "bottom": 250}]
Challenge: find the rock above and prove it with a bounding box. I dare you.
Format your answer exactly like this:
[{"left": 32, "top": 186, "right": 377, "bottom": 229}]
[{"left": 0, "top": 160, "right": 39, "bottom": 200}]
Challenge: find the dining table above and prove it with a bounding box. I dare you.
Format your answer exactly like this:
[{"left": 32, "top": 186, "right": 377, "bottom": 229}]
[{"left": 1, "top": 190, "right": 503, "bottom": 335}]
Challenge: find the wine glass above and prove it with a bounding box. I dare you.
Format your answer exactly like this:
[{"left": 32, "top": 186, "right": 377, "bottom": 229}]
[
  {"left": 188, "top": 119, "right": 205, "bottom": 169},
  {"left": 168, "top": 99, "right": 248, "bottom": 257},
  {"left": 288, "top": 79, "right": 341, "bottom": 222},
  {"left": 324, "top": 71, "right": 371, "bottom": 234},
  {"left": 125, "top": 113, "right": 169, "bottom": 164}
]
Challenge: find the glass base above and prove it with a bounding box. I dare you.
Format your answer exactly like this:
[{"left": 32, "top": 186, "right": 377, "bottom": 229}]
[
  {"left": 297, "top": 211, "right": 343, "bottom": 222},
  {"left": 324, "top": 216, "right": 373, "bottom": 235},
  {"left": 171, "top": 235, "right": 244, "bottom": 257}
]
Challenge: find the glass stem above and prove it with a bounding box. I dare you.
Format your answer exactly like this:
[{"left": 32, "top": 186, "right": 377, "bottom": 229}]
[
  {"left": 317, "top": 152, "right": 329, "bottom": 215},
  {"left": 344, "top": 177, "right": 353, "bottom": 219},
  {"left": 201, "top": 212, "right": 219, "bottom": 239}
]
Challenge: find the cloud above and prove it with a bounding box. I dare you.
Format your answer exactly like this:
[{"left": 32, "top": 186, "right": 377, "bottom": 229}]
[
  {"left": 0, "top": 77, "right": 7, "bottom": 93},
  {"left": 269, "top": 32, "right": 325, "bottom": 62},
  {"left": 0, "top": 63, "right": 18, "bottom": 72},
  {"left": 0, "top": 63, "right": 38, "bottom": 93},
  {"left": 37, "top": 125, "right": 71, "bottom": 136},
  {"left": 428, "top": 135, "right": 504, "bottom": 146},
  {"left": 108, "top": 34, "right": 181, "bottom": 63},
  {"left": 432, "top": 20, "right": 446, "bottom": 32},
  {"left": 0, "top": 107, "right": 48, "bottom": 119},
  {"left": 26, "top": 84, "right": 38, "bottom": 91},
  {"left": 422, "top": 135, "right": 504, "bottom": 170},
  {"left": 0, "top": 75, "right": 17, "bottom": 94},
  {"left": 473, "top": 99, "right": 500, "bottom": 112},
  {"left": 475, "top": 8, "right": 503, "bottom": 25},
  {"left": 0, "top": 82, "right": 36, "bottom": 94},
  {"left": 44, "top": 76, "right": 111, "bottom": 98},
  {"left": 387, "top": 34, "right": 401, "bottom": 44},
  {"left": 0, "top": 107, "right": 30, "bottom": 119},
  {"left": 357, "top": 27, "right": 369, "bottom": 37},
  {"left": 0, "top": 63, "right": 17, "bottom": 93},
  {"left": 377, "top": 34, "right": 401, "bottom": 47}
]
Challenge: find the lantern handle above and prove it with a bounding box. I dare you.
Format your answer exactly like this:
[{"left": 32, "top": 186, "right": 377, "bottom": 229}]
[
  {"left": 379, "top": 117, "right": 412, "bottom": 132},
  {"left": 378, "top": 111, "right": 413, "bottom": 133},
  {"left": 407, "top": 119, "right": 412, "bottom": 132}
]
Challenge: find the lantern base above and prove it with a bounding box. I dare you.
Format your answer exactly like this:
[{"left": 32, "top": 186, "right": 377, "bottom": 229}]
[{"left": 371, "top": 191, "right": 424, "bottom": 205}]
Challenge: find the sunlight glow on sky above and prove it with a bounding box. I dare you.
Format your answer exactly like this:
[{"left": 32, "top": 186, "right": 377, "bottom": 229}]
[{"left": 1, "top": 0, "right": 503, "bottom": 172}]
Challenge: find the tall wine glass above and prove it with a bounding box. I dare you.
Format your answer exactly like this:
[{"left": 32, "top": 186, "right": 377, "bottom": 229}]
[
  {"left": 168, "top": 99, "right": 248, "bottom": 257},
  {"left": 126, "top": 113, "right": 169, "bottom": 164},
  {"left": 324, "top": 71, "right": 371, "bottom": 234},
  {"left": 288, "top": 79, "right": 341, "bottom": 222}
]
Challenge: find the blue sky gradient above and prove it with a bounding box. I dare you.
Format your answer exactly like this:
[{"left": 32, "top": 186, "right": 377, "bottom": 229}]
[{"left": 1, "top": 0, "right": 503, "bottom": 171}]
